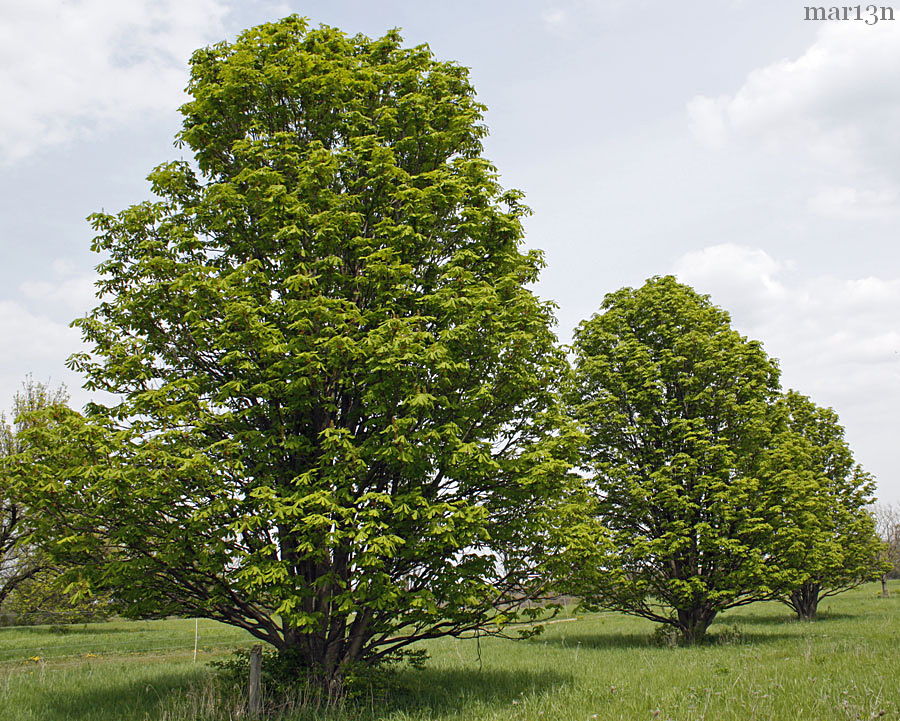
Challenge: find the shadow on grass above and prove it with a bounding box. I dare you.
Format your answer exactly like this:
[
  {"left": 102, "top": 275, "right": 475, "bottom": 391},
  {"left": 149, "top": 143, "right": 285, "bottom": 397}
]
[
  {"left": 22, "top": 671, "right": 196, "bottom": 721},
  {"left": 367, "top": 666, "right": 571, "bottom": 720},
  {"left": 534, "top": 631, "right": 655, "bottom": 650},
  {"left": 536, "top": 629, "right": 798, "bottom": 650},
  {"left": 726, "top": 611, "right": 855, "bottom": 626},
  {"left": 30, "top": 664, "right": 569, "bottom": 721}
]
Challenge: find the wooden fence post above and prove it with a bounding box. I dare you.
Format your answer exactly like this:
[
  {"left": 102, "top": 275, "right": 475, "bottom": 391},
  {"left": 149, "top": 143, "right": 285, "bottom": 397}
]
[{"left": 248, "top": 644, "right": 263, "bottom": 716}]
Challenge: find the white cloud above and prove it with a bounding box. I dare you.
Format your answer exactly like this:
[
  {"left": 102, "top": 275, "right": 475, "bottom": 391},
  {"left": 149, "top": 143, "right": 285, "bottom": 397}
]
[
  {"left": 673, "top": 244, "right": 900, "bottom": 498},
  {"left": 686, "top": 95, "right": 730, "bottom": 149},
  {"left": 0, "top": 300, "right": 79, "bottom": 366},
  {"left": 0, "top": 0, "right": 229, "bottom": 164},
  {"left": 807, "top": 185, "right": 900, "bottom": 219},
  {"left": 20, "top": 273, "right": 96, "bottom": 312},
  {"left": 672, "top": 244, "right": 789, "bottom": 324},
  {"left": 687, "top": 22, "right": 900, "bottom": 216},
  {"left": 541, "top": 7, "right": 569, "bottom": 30},
  {"left": 0, "top": 298, "right": 84, "bottom": 416},
  {"left": 688, "top": 22, "right": 900, "bottom": 159},
  {"left": 539, "top": 0, "right": 649, "bottom": 31},
  {"left": 0, "top": 259, "right": 113, "bottom": 415},
  {"left": 673, "top": 244, "right": 900, "bottom": 378}
]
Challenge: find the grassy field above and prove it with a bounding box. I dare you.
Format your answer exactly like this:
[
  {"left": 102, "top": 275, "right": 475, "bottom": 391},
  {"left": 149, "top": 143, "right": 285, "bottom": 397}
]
[{"left": 0, "top": 582, "right": 897, "bottom": 721}]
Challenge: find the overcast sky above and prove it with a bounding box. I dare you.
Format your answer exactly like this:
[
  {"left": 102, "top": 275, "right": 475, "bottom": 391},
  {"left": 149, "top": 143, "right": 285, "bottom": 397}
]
[{"left": 1, "top": 0, "right": 898, "bottom": 501}]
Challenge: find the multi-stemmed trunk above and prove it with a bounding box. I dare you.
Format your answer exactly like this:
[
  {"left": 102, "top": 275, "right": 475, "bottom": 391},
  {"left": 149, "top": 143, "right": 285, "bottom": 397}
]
[
  {"left": 274, "top": 551, "right": 375, "bottom": 694},
  {"left": 788, "top": 582, "right": 821, "bottom": 620},
  {"left": 675, "top": 606, "right": 718, "bottom": 644},
  {"left": 277, "top": 617, "right": 373, "bottom": 697}
]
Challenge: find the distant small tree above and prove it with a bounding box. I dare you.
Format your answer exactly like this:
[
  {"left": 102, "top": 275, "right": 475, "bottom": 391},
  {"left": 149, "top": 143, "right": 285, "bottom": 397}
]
[
  {"left": 1, "top": 570, "right": 114, "bottom": 626},
  {"left": 767, "top": 391, "right": 886, "bottom": 620},
  {"left": 0, "top": 379, "right": 68, "bottom": 610},
  {"left": 871, "top": 503, "right": 900, "bottom": 596},
  {"left": 563, "top": 276, "right": 798, "bottom": 644}
]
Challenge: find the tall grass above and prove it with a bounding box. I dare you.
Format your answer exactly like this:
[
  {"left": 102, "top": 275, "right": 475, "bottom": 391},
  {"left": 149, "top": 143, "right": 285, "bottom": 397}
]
[{"left": 1, "top": 582, "right": 897, "bottom": 720}]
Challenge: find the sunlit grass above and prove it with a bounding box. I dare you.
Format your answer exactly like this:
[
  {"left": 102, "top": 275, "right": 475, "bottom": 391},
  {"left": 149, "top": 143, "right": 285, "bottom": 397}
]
[
  {"left": 1, "top": 582, "right": 897, "bottom": 720},
  {"left": 0, "top": 616, "right": 254, "bottom": 665}
]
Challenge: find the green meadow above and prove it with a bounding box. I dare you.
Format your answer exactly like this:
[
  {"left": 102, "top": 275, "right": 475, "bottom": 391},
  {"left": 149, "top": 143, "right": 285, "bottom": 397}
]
[{"left": 1, "top": 582, "right": 897, "bottom": 721}]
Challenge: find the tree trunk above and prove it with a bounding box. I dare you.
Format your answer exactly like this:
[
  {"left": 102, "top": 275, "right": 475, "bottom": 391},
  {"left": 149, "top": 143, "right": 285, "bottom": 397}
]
[
  {"left": 676, "top": 607, "right": 717, "bottom": 644},
  {"left": 881, "top": 574, "right": 889, "bottom": 598},
  {"left": 275, "top": 630, "right": 339, "bottom": 688},
  {"left": 278, "top": 610, "right": 373, "bottom": 699},
  {"left": 789, "top": 582, "right": 820, "bottom": 620}
]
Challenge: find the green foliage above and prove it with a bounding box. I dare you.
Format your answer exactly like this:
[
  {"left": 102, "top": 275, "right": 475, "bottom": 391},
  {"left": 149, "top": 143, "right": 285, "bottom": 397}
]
[
  {"left": 562, "top": 276, "right": 795, "bottom": 643},
  {"left": 0, "top": 379, "right": 70, "bottom": 611},
  {"left": 766, "top": 391, "right": 887, "bottom": 619},
  {"left": 0, "top": 569, "right": 114, "bottom": 626},
  {"left": 11, "top": 16, "right": 572, "bottom": 684}
]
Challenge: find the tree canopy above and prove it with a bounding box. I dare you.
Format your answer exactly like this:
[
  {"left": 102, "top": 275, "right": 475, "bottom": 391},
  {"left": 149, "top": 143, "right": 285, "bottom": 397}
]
[
  {"left": 871, "top": 502, "right": 900, "bottom": 596},
  {"left": 562, "top": 276, "right": 798, "bottom": 642},
  {"left": 765, "top": 391, "right": 885, "bottom": 619},
  {"left": 13, "top": 16, "right": 571, "bottom": 686},
  {"left": 0, "top": 379, "right": 69, "bottom": 611}
]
